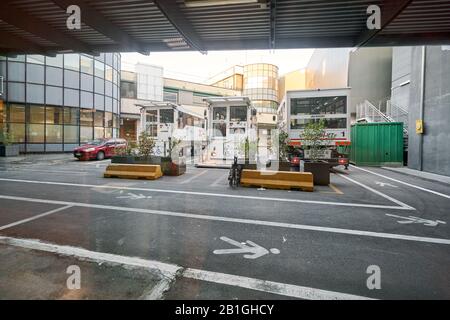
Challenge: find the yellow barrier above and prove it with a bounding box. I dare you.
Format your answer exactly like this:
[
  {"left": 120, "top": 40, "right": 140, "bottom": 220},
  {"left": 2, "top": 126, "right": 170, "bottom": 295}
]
[
  {"left": 104, "top": 164, "right": 163, "bottom": 180},
  {"left": 240, "top": 169, "right": 314, "bottom": 192}
]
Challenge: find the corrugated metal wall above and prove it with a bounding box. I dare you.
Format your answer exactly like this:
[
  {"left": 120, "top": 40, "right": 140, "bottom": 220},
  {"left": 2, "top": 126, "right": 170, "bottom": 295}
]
[{"left": 350, "top": 122, "right": 403, "bottom": 166}]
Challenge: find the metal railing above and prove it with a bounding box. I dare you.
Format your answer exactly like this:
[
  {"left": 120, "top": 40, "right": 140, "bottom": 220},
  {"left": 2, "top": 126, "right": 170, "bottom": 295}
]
[{"left": 356, "top": 99, "right": 408, "bottom": 135}]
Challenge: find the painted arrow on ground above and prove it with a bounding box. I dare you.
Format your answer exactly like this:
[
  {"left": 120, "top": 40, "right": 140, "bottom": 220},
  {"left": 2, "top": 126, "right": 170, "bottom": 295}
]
[
  {"left": 386, "top": 214, "right": 446, "bottom": 227},
  {"left": 376, "top": 181, "right": 398, "bottom": 188},
  {"left": 213, "top": 236, "right": 280, "bottom": 259}
]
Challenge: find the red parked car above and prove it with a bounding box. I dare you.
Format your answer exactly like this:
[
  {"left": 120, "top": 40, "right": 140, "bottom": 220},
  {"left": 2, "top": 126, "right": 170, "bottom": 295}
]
[{"left": 74, "top": 138, "right": 127, "bottom": 161}]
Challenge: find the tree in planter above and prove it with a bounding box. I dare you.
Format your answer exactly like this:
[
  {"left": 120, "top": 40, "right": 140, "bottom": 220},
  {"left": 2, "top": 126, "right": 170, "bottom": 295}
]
[
  {"left": 302, "top": 119, "right": 328, "bottom": 161},
  {"left": 115, "top": 139, "right": 137, "bottom": 156},
  {"left": 168, "top": 137, "right": 181, "bottom": 158},
  {"left": 0, "top": 130, "right": 13, "bottom": 146},
  {"left": 277, "top": 130, "right": 290, "bottom": 161},
  {"left": 138, "top": 132, "right": 156, "bottom": 158}
]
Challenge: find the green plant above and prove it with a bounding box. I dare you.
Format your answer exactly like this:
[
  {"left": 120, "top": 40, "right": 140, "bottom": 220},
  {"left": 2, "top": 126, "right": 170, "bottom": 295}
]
[
  {"left": 138, "top": 131, "right": 155, "bottom": 157},
  {"left": 115, "top": 139, "right": 137, "bottom": 156},
  {"left": 168, "top": 137, "right": 181, "bottom": 158},
  {"left": 238, "top": 137, "right": 259, "bottom": 162},
  {"left": 277, "top": 130, "right": 290, "bottom": 160},
  {"left": 0, "top": 130, "right": 13, "bottom": 146},
  {"left": 301, "top": 119, "right": 329, "bottom": 161}
]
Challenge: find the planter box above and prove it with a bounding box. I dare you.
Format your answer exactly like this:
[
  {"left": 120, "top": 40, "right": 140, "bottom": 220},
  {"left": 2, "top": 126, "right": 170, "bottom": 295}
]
[
  {"left": 301, "top": 160, "right": 331, "bottom": 186},
  {"left": 0, "top": 144, "right": 20, "bottom": 157},
  {"left": 111, "top": 155, "right": 186, "bottom": 176}
]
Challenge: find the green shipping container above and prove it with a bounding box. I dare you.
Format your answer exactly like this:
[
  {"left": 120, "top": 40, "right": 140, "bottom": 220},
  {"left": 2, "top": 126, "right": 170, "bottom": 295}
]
[{"left": 350, "top": 122, "right": 403, "bottom": 166}]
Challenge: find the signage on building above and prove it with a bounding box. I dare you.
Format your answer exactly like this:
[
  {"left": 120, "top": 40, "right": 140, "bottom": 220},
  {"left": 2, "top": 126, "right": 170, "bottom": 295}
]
[{"left": 415, "top": 119, "right": 424, "bottom": 134}]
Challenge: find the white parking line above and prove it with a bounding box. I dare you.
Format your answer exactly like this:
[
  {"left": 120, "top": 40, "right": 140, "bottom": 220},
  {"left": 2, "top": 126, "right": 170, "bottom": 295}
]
[
  {"left": 210, "top": 172, "right": 228, "bottom": 187},
  {"left": 0, "top": 236, "right": 374, "bottom": 300},
  {"left": 0, "top": 205, "right": 73, "bottom": 231},
  {"left": 351, "top": 165, "right": 450, "bottom": 199},
  {"left": 0, "top": 194, "right": 448, "bottom": 244},
  {"left": 179, "top": 169, "right": 209, "bottom": 184},
  {"left": 337, "top": 174, "right": 414, "bottom": 210},
  {"left": 0, "top": 177, "right": 413, "bottom": 210}
]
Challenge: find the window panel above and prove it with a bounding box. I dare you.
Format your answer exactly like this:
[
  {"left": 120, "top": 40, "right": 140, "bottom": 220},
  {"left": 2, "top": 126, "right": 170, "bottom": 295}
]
[
  {"left": 213, "top": 107, "right": 226, "bottom": 120},
  {"left": 7, "top": 62, "right": 25, "bottom": 82},
  {"left": 80, "top": 55, "right": 93, "bottom": 74},
  {"left": 64, "top": 125, "right": 79, "bottom": 143},
  {"left": 26, "top": 55, "right": 45, "bottom": 65},
  {"left": 80, "top": 108, "right": 93, "bottom": 126},
  {"left": 64, "top": 54, "right": 79, "bottom": 71},
  {"left": 160, "top": 109, "right": 174, "bottom": 123},
  {"left": 94, "top": 110, "right": 104, "bottom": 127},
  {"left": 105, "top": 112, "right": 113, "bottom": 128},
  {"left": 8, "top": 104, "right": 25, "bottom": 123},
  {"left": 46, "top": 124, "right": 62, "bottom": 143},
  {"left": 94, "top": 127, "right": 104, "bottom": 139},
  {"left": 46, "top": 54, "right": 63, "bottom": 68},
  {"left": 213, "top": 123, "right": 226, "bottom": 137},
  {"left": 26, "top": 63, "right": 44, "bottom": 84},
  {"left": 230, "top": 106, "right": 247, "bottom": 122},
  {"left": 105, "top": 65, "right": 113, "bottom": 81},
  {"left": 80, "top": 126, "right": 93, "bottom": 143},
  {"left": 8, "top": 123, "right": 25, "bottom": 142},
  {"left": 28, "top": 105, "right": 45, "bottom": 124},
  {"left": 46, "top": 106, "right": 63, "bottom": 124},
  {"left": 64, "top": 107, "right": 79, "bottom": 125},
  {"left": 94, "top": 60, "right": 105, "bottom": 78},
  {"left": 27, "top": 124, "right": 45, "bottom": 142}
]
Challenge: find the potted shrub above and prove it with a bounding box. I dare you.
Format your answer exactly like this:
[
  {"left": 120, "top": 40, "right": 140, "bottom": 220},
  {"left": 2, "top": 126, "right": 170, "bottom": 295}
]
[
  {"left": 161, "top": 137, "right": 186, "bottom": 176},
  {"left": 301, "top": 119, "right": 332, "bottom": 185},
  {"left": 267, "top": 130, "right": 291, "bottom": 171},
  {"left": 111, "top": 139, "right": 137, "bottom": 164},
  {"left": 0, "top": 131, "right": 20, "bottom": 157}
]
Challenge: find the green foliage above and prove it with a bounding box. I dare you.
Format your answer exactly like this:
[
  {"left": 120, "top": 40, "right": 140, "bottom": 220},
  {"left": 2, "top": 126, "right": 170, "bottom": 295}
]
[
  {"left": 0, "top": 130, "right": 13, "bottom": 146},
  {"left": 115, "top": 139, "right": 137, "bottom": 156},
  {"left": 138, "top": 131, "right": 156, "bottom": 157},
  {"left": 301, "top": 119, "right": 332, "bottom": 161},
  {"left": 168, "top": 137, "right": 182, "bottom": 158},
  {"left": 239, "top": 137, "right": 257, "bottom": 160},
  {"left": 278, "top": 130, "right": 290, "bottom": 160}
]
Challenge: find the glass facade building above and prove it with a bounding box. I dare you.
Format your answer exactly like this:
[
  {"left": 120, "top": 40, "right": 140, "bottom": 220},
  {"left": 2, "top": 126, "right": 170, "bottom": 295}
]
[
  {"left": 0, "top": 53, "right": 121, "bottom": 153},
  {"left": 242, "top": 63, "right": 279, "bottom": 114}
]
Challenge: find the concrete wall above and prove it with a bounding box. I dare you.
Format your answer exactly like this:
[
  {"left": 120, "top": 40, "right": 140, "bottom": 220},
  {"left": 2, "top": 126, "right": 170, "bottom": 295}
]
[
  {"left": 408, "top": 46, "right": 450, "bottom": 176},
  {"left": 391, "top": 47, "right": 412, "bottom": 110},
  {"left": 348, "top": 47, "right": 392, "bottom": 116},
  {"left": 305, "top": 48, "right": 351, "bottom": 90}
]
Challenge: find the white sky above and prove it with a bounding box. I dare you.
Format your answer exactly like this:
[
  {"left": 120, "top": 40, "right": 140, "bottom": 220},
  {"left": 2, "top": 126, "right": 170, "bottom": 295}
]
[{"left": 121, "top": 49, "right": 314, "bottom": 83}]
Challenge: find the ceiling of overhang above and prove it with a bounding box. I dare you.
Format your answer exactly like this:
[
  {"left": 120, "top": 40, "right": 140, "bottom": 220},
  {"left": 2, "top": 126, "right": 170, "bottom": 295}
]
[{"left": 0, "top": 0, "right": 449, "bottom": 55}]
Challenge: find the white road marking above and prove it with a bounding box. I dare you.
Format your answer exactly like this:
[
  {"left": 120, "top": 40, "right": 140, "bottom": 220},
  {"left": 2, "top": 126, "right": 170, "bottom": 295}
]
[
  {"left": 386, "top": 214, "right": 446, "bottom": 227},
  {"left": 1, "top": 169, "right": 90, "bottom": 175},
  {"left": 351, "top": 165, "right": 450, "bottom": 199},
  {"left": 337, "top": 174, "right": 414, "bottom": 210},
  {"left": 0, "top": 236, "right": 180, "bottom": 278},
  {"left": 84, "top": 159, "right": 111, "bottom": 165},
  {"left": 376, "top": 181, "right": 397, "bottom": 188},
  {"left": 210, "top": 172, "right": 228, "bottom": 187},
  {"left": 0, "top": 194, "right": 448, "bottom": 244},
  {"left": 183, "top": 269, "right": 373, "bottom": 300},
  {"left": 0, "top": 205, "right": 73, "bottom": 231},
  {"left": 213, "top": 236, "right": 279, "bottom": 259},
  {"left": 179, "top": 169, "right": 209, "bottom": 184},
  {"left": 116, "top": 192, "right": 152, "bottom": 200},
  {"left": 0, "top": 236, "right": 374, "bottom": 300},
  {"left": 140, "top": 279, "right": 173, "bottom": 300},
  {"left": 0, "top": 177, "right": 413, "bottom": 210}
]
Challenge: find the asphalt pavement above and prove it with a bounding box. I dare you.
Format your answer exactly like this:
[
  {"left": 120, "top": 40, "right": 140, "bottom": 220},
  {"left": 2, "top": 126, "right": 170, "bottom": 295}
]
[{"left": 0, "top": 155, "right": 449, "bottom": 299}]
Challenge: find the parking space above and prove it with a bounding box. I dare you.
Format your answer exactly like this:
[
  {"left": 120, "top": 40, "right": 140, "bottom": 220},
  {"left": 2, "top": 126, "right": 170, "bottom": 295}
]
[{"left": 0, "top": 158, "right": 449, "bottom": 299}]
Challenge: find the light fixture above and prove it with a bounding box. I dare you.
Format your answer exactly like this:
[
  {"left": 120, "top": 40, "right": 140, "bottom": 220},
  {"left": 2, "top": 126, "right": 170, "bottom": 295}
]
[{"left": 184, "top": 0, "right": 260, "bottom": 8}]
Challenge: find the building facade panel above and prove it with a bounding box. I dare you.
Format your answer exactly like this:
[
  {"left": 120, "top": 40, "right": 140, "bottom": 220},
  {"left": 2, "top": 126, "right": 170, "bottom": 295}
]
[{"left": 0, "top": 53, "right": 121, "bottom": 153}]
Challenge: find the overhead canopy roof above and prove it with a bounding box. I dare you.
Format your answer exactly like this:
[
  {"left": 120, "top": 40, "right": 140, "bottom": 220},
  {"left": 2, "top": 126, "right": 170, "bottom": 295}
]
[{"left": 1, "top": 0, "right": 449, "bottom": 55}]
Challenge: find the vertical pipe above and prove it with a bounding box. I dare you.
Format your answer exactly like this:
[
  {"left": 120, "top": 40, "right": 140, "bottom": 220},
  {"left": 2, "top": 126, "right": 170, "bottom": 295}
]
[{"left": 418, "top": 46, "right": 426, "bottom": 171}]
